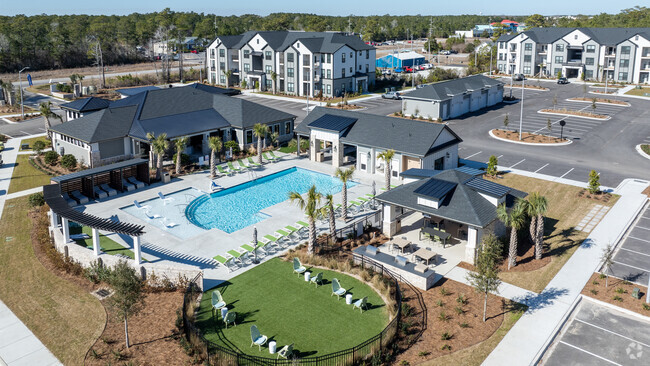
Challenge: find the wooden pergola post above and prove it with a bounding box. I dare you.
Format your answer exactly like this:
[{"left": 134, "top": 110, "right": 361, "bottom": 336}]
[{"left": 61, "top": 217, "right": 71, "bottom": 243}]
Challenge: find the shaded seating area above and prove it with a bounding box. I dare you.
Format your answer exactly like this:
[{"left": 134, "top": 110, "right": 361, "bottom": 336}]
[
  {"left": 353, "top": 245, "right": 439, "bottom": 290},
  {"left": 50, "top": 158, "right": 150, "bottom": 205}
]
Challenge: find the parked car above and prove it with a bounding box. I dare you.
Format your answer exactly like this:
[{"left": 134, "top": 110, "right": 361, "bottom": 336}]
[
  {"left": 557, "top": 77, "right": 569, "bottom": 84},
  {"left": 421, "top": 63, "right": 433, "bottom": 70},
  {"left": 403, "top": 66, "right": 414, "bottom": 73},
  {"left": 513, "top": 74, "right": 526, "bottom": 81},
  {"left": 381, "top": 69, "right": 392, "bottom": 75},
  {"left": 382, "top": 91, "right": 401, "bottom": 100}
]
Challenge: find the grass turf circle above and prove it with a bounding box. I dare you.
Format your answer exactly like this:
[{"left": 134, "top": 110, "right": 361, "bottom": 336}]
[{"left": 195, "top": 258, "right": 390, "bottom": 357}]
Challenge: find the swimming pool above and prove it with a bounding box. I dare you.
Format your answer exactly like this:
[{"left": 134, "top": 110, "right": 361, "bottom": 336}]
[{"left": 186, "top": 167, "right": 358, "bottom": 233}]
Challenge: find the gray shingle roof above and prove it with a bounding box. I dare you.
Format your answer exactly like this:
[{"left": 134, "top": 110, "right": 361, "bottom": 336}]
[
  {"left": 403, "top": 75, "right": 504, "bottom": 102},
  {"left": 413, "top": 179, "right": 457, "bottom": 200},
  {"left": 49, "top": 105, "right": 137, "bottom": 143},
  {"left": 501, "top": 27, "right": 650, "bottom": 45},
  {"left": 219, "top": 31, "right": 373, "bottom": 53},
  {"left": 60, "top": 97, "right": 111, "bottom": 113},
  {"left": 295, "top": 107, "right": 461, "bottom": 158},
  {"left": 116, "top": 85, "right": 161, "bottom": 96},
  {"left": 374, "top": 170, "right": 527, "bottom": 227}
]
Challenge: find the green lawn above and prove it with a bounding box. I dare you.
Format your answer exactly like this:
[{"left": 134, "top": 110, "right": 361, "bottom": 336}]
[
  {"left": 8, "top": 154, "right": 53, "bottom": 194},
  {"left": 19, "top": 136, "right": 51, "bottom": 151},
  {"left": 642, "top": 145, "right": 650, "bottom": 155},
  {"left": 195, "top": 258, "right": 389, "bottom": 357},
  {"left": 69, "top": 224, "right": 135, "bottom": 259},
  {"left": 625, "top": 86, "right": 650, "bottom": 97}
]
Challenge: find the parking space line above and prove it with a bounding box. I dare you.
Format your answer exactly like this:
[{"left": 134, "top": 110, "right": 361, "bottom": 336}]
[
  {"left": 509, "top": 159, "right": 525, "bottom": 168},
  {"left": 611, "top": 260, "right": 650, "bottom": 273},
  {"left": 628, "top": 235, "right": 650, "bottom": 244},
  {"left": 534, "top": 163, "right": 549, "bottom": 173},
  {"left": 634, "top": 226, "right": 650, "bottom": 231},
  {"left": 619, "top": 247, "right": 650, "bottom": 258},
  {"left": 560, "top": 168, "right": 575, "bottom": 178},
  {"left": 558, "top": 341, "right": 621, "bottom": 365},
  {"left": 574, "top": 318, "right": 650, "bottom": 349},
  {"left": 3, "top": 133, "right": 13, "bottom": 138},
  {"left": 19, "top": 131, "right": 30, "bottom": 135},
  {"left": 464, "top": 151, "right": 482, "bottom": 159}
]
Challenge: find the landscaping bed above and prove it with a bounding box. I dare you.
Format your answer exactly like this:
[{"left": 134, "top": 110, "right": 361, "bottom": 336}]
[
  {"left": 5, "top": 113, "right": 40, "bottom": 122},
  {"left": 506, "top": 84, "right": 549, "bottom": 91},
  {"left": 491, "top": 129, "right": 568, "bottom": 144},
  {"left": 539, "top": 108, "right": 608, "bottom": 119},
  {"left": 390, "top": 112, "right": 443, "bottom": 123},
  {"left": 567, "top": 97, "right": 630, "bottom": 106},
  {"left": 641, "top": 144, "right": 650, "bottom": 155},
  {"left": 577, "top": 189, "right": 614, "bottom": 203},
  {"left": 591, "top": 90, "right": 617, "bottom": 95},
  {"left": 581, "top": 273, "right": 650, "bottom": 317},
  {"left": 458, "top": 237, "right": 551, "bottom": 274},
  {"left": 324, "top": 103, "right": 364, "bottom": 110}
]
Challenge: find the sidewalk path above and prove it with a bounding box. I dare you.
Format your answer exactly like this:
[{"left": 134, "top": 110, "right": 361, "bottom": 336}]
[{"left": 483, "top": 179, "right": 648, "bottom": 366}]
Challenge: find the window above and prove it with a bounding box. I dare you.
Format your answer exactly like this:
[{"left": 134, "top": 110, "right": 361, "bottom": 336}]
[
  {"left": 586, "top": 45, "right": 595, "bottom": 53},
  {"left": 556, "top": 44, "right": 564, "bottom": 52},
  {"left": 285, "top": 121, "right": 291, "bottom": 135},
  {"left": 642, "top": 47, "right": 650, "bottom": 57},
  {"left": 287, "top": 53, "right": 294, "bottom": 63},
  {"left": 524, "top": 55, "right": 531, "bottom": 63},
  {"left": 554, "top": 68, "right": 561, "bottom": 76},
  {"left": 350, "top": 52, "right": 353, "bottom": 58},
  {"left": 265, "top": 65, "right": 272, "bottom": 73},
  {"left": 210, "top": 49, "right": 215, "bottom": 58},
  {"left": 246, "top": 130, "right": 253, "bottom": 144},
  {"left": 523, "top": 66, "right": 531, "bottom": 74},
  {"left": 326, "top": 69, "right": 331, "bottom": 79},
  {"left": 326, "top": 84, "right": 331, "bottom": 94},
  {"left": 220, "top": 62, "right": 225, "bottom": 70},
  {"left": 265, "top": 51, "right": 272, "bottom": 60},
  {"left": 499, "top": 42, "right": 504, "bottom": 49},
  {"left": 585, "top": 70, "right": 593, "bottom": 79},
  {"left": 287, "top": 82, "right": 294, "bottom": 92},
  {"left": 366, "top": 64, "right": 369, "bottom": 73},
  {"left": 434, "top": 157, "right": 444, "bottom": 170},
  {"left": 366, "top": 50, "right": 370, "bottom": 59},
  {"left": 341, "top": 83, "right": 345, "bottom": 92},
  {"left": 618, "top": 72, "right": 628, "bottom": 81},
  {"left": 219, "top": 49, "right": 225, "bottom": 57},
  {"left": 621, "top": 46, "right": 631, "bottom": 55},
  {"left": 619, "top": 59, "right": 629, "bottom": 68},
  {"left": 327, "top": 54, "right": 331, "bottom": 63},
  {"left": 555, "top": 56, "right": 564, "bottom": 63},
  {"left": 574, "top": 34, "right": 578, "bottom": 40},
  {"left": 342, "top": 53, "right": 346, "bottom": 62},
  {"left": 244, "top": 49, "right": 250, "bottom": 58},
  {"left": 244, "top": 63, "right": 250, "bottom": 72},
  {"left": 256, "top": 39, "right": 259, "bottom": 44},
  {"left": 287, "top": 67, "right": 294, "bottom": 77},
  {"left": 321, "top": 54, "right": 325, "bottom": 63},
  {"left": 585, "top": 57, "right": 594, "bottom": 66},
  {"left": 341, "top": 69, "right": 345, "bottom": 78},
  {"left": 349, "top": 67, "right": 352, "bottom": 73},
  {"left": 265, "top": 80, "right": 272, "bottom": 89},
  {"left": 524, "top": 43, "right": 532, "bottom": 51}
]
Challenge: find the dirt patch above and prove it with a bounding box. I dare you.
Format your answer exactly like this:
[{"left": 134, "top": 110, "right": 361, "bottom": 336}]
[
  {"left": 390, "top": 113, "right": 444, "bottom": 123},
  {"left": 568, "top": 97, "right": 629, "bottom": 106},
  {"left": 492, "top": 129, "right": 568, "bottom": 144},
  {"left": 591, "top": 90, "right": 617, "bottom": 94},
  {"left": 458, "top": 236, "right": 552, "bottom": 274},
  {"left": 540, "top": 108, "right": 608, "bottom": 119},
  {"left": 582, "top": 273, "right": 650, "bottom": 317},
  {"left": 577, "top": 189, "right": 614, "bottom": 203}
]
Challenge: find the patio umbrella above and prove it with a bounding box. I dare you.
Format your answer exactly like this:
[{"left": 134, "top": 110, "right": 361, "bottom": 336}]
[
  {"left": 252, "top": 226, "right": 259, "bottom": 264},
  {"left": 371, "top": 181, "right": 376, "bottom": 209}
]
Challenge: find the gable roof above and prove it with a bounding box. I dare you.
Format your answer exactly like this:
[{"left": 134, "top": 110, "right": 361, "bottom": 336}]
[
  {"left": 50, "top": 105, "right": 137, "bottom": 143},
  {"left": 498, "top": 27, "right": 650, "bottom": 45},
  {"left": 308, "top": 114, "right": 357, "bottom": 132},
  {"left": 116, "top": 85, "right": 161, "bottom": 97},
  {"left": 295, "top": 107, "right": 462, "bottom": 158},
  {"left": 218, "top": 31, "right": 373, "bottom": 53},
  {"left": 60, "top": 97, "right": 111, "bottom": 113},
  {"left": 403, "top": 75, "right": 503, "bottom": 102},
  {"left": 375, "top": 170, "right": 527, "bottom": 227}
]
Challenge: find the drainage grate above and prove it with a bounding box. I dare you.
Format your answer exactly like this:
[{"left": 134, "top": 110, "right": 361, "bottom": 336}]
[
  {"left": 93, "top": 288, "right": 112, "bottom": 300},
  {"left": 5, "top": 237, "right": 13, "bottom": 242}
]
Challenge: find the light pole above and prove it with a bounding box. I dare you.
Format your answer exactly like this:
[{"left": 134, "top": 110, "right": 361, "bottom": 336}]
[
  {"left": 18, "top": 67, "right": 30, "bottom": 120},
  {"left": 518, "top": 77, "right": 524, "bottom": 141},
  {"left": 489, "top": 46, "right": 493, "bottom": 76}
]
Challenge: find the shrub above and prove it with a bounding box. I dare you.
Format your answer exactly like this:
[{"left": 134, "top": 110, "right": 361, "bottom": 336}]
[
  {"left": 44, "top": 150, "right": 59, "bottom": 165},
  {"left": 56, "top": 83, "right": 73, "bottom": 93},
  {"left": 592, "top": 280, "right": 599, "bottom": 285},
  {"left": 441, "top": 344, "right": 452, "bottom": 351},
  {"left": 643, "top": 303, "right": 650, "bottom": 311},
  {"left": 28, "top": 192, "right": 45, "bottom": 207},
  {"left": 459, "top": 322, "right": 469, "bottom": 328},
  {"left": 590, "top": 289, "right": 598, "bottom": 295},
  {"left": 224, "top": 140, "right": 240, "bottom": 155},
  {"left": 615, "top": 287, "right": 626, "bottom": 294},
  {"left": 441, "top": 331, "right": 452, "bottom": 340},
  {"left": 84, "top": 260, "right": 113, "bottom": 284},
  {"left": 172, "top": 153, "right": 190, "bottom": 167},
  {"left": 613, "top": 295, "right": 623, "bottom": 302},
  {"left": 32, "top": 140, "right": 46, "bottom": 155},
  {"left": 401, "top": 303, "right": 414, "bottom": 317},
  {"left": 418, "top": 351, "right": 431, "bottom": 357},
  {"left": 438, "top": 311, "right": 449, "bottom": 322},
  {"left": 456, "top": 293, "right": 468, "bottom": 305},
  {"left": 440, "top": 287, "right": 450, "bottom": 296},
  {"left": 599, "top": 273, "right": 606, "bottom": 279},
  {"left": 454, "top": 306, "right": 465, "bottom": 315},
  {"left": 436, "top": 299, "right": 444, "bottom": 307},
  {"left": 60, "top": 154, "right": 77, "bottom": 170}
]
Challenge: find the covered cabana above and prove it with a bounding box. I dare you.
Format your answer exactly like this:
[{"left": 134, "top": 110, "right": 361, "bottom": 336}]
[
  {"left": 43, "top": 184, "right": 146, "bottom": 265},
  {"left": 50, "top": 158, "right": 150, "bottom": 200}
]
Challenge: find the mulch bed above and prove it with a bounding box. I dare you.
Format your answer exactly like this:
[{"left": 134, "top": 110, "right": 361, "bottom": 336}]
[
  {"left": 32, "top": 155, "right": 77, "bottom": 176},
  {"left": 492, "top": 129, "right": 567, "bottom": 144},
  {"left": 643, "top": 185, "right": 650, "bottom": 198},
  {"left": 581, "top": 273, "right": 650, "bottom": 316},
  {"left": 540, "top": 108, "right": 608, "bottom": 119},
  {"left": 325, "top": 104, "right": 364, "bottom": 110},
  {"left": 577, "top": 189, "right": 613, "bottom": 203},
  {"left": 458, "top": 236, "right": 551, "bottom": 274},
  {"left": 6, "top": 114, "right": 40, "bottom": 122},
  {"left": 568, "top": 97, "right": 629, "bottom": 106}
]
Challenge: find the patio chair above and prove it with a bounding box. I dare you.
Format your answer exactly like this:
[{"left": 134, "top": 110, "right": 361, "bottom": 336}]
[
  {"left": 214, "top": 255, "right": 238, "bottom": 272},
  {"left": 69, "top": 190, "right": 89, "bottom": 204},
  {"left": 133, "top": 200, "right": 151, "bottom": 210},
  {"left": 158, "top": 191, "right": 174, "bottom": 204},
  {"left": 247, "top": 157, "right": 262, "bottom": 167},
  {"left": 162, "top": 217, "right": 178, "bottom": 228},
  {"left": 310, "top": 272, "right": 323, "bottom": 287},
  {"left": 331, "top": 278, "right": 346, "bottom": 300},
  {"left": 210, "top": 181, "right": 222, "bottom": 193},
  {"left": 269, "top": 151, "right": 283, "bottom": 161},
  {"left": 217, "top": 165, "right": 232, "bottom": 176},
  {"left": 127, "top": 176, "right": 145, "bottom": 189},
  {"left": 100, "top": 184, "right": 117, "bottom": 196},
  {"left": 276, "top": 229, "right": 294, "bottom": 246},
  {"left": 223, "top": 311, "right": 237, "bottom": 328},
  {"left": 227, "top": 161, "right": 241, "bottom": 173},
  {"left": 262, "top": 152, "right": 277, "bottom": 163},
  {"left": 284, "top": 225, "right": 302, "bottom": 240},
  {"left": 62, "top": 192, "right": 77, "bottom": 206},
  {"left": 250, "top": 325, "right": 268, "bottom": 351},
  {"left": 122, "top": 179, "right": 136, "bottom": 192},
  {"left": 277, "top": 343, "right": 294, "bottom": 359},
  {"left": 295, "top": 221, "right": 309, "bottom": 235},
  {"left": 211, "top": 290, "right": 227, "bottom": 316},
  {"left": 144, "top": 210, "right": 162, "bottom": 220},
  {"left": 227, "top": 249, "right": 249, "bottom": 265},
  {"left": 352, "top": 296, "right": 368, "bottom": 313},
  {"left": 263, "top": 234, "right": 285, "bottom": 250},
  {"left": 237, "top": 159, "right": 250, "bottom": 170},
  {"left": 293, "top": 257, "right": 306, "bottom": 276},
  {"left": 93, "top": 186, "right": 108, "bottom": 200}
]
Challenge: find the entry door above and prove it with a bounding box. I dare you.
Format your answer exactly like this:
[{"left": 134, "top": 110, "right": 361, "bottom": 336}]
[{"left": 360, "top": 153, "right": 368, "bottom": 172}]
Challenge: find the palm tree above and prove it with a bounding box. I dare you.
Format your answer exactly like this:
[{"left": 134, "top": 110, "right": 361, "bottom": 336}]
[
  {"left": 224, "top": 70, "right": 232, "bottom": 88},
  {"left": 525, "top": 192, "right": 549, "bottom": 260},
  {"left": 377, "top": 149, "right": 396, "bottom": 191},
  {"left": 208, "top": 136, "right": 223, "bottom": 178},
  {"left": 497, "top": 200, "right": 526, "bottom": 270},
  {"left": 174, "top": 136, "right": 189, "bottom": 175},
  {"left": 288, "top": 185, "right": 323, "bottom": 255},
  {"left": 270, "top": 71, "right": 277, "bottom": 94},
  {"left": 324, "top": 194, "right": 337, "bottom": 242},
  {"left": 252, "top": 123, "right": 269, "bottom": 164},
  {"left": 147, "top": 132, "right": 169, "bottom": 180},
  {"left": 40, "top": 101, "right": 62, "bottom": 139},
  {"left": 269, "top": 132, "right": 279, "bottom": 148},
  {"left": 335, "top": 166, "right": 355, "bottom": 221}
]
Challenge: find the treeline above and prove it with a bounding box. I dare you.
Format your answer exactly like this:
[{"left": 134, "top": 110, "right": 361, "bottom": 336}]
[{"left": 0, "top": 9, "right": 525, "bottom": 73}]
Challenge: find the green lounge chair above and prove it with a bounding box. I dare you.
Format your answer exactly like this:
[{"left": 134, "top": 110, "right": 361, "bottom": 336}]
[
  {"left": 211, "top": 291, "right": 227, "bottom": 316},
  {"left": 250, "top": 325, "right": 268, "bottom": 351},
  {"left": 247, "top": 157, "right": 262, "bottom": 167},
  {"left": 214, "top": 255, "right": 238, "bottom": 272},
  {"left": 296, "top": 221, "right": 309, "bottom": 234},
  {"left": 277, "top": 343, "right": 294, "bottom": 359},
  {"left": 237, "top": 159, "right": 250, "bottom": 170},
  {"left": 269, "top": 151, "right": 282, "bottom": 161},
  {"left": 223, "top": 311, "right": 237, "bottom": 328},
  {"left": 227, "top": 249, "right": 247, "bottom": 265},
  {"left": 217, "top": 165, "right": 231, "bottom": 176},
  {"left": 276, "top": 229, "right": 293, "bottom": 246},
  {"left": 353, "top": 296, "right": 368, "bottom": 313},
  {"left": 227, "top": 161, "right": 241, "bottom": 173},
  {"left": 310, "top": 272, "right": 323, "bottom": 287},
  {"left": 293, "top": 257, "right": 306, "bottom": 276},
  {"left": 263, "top": 152, "right": 277, "bottom": 162},
  {"left": 365, "top": 193, "right": 375, "bottom": 198},
  {"left": 331, "top": 278, "right": 346, "bottom": 300},
  {"left": 283, "top": 225, "right": 303, "bottom": 240},
  {"left": 263, "top": 234, "right": 284, "bottom": 249}
]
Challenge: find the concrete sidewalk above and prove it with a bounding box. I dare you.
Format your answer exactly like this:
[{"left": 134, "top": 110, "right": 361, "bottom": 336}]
[{"left": 483, "top": 179, "right": 648, "bottom": 366}]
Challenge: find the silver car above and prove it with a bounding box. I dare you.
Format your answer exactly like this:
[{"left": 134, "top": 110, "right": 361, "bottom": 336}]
[{"left": 382, "top": 91, "right": 401, "bottom": 100}]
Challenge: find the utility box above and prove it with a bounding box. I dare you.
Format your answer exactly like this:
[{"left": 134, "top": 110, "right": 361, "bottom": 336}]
[{"left": 162, "top": 172, "right": 171, "bottom": 183}]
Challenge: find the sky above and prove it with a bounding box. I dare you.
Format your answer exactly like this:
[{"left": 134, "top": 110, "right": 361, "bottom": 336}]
[{"left": 1, "top": 0, "right": 645, "bottom": 16}]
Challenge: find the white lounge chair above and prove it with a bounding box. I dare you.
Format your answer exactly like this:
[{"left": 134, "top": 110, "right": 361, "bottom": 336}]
[
  {"left": 100, "top": 184, "right": 117, "bottom": 196},
  {"left": 144, "top": 210, "right": 162, "bottom": 220},
  {"left": 157, "top": 192, "right": 174, "bottom": 204},
  {"left": 209, "top": 181, "right": 221, "bottom": 192},
  {"left": 93, "top": 186, "right": 108, "bottom": 199},
  {"left": 133, "top": 200, "right": 150, "bottom": 210},
  {"left": 122, "top": 179, "right": 136, "bottom": 191},
  {"left": 163, "top": 217, "right": 178, "bottom": 228},
  {"left": 69, "top": 190, "right": 89, "bottom": 204},
  {"left": 126, "top": 176, "right": 145, "bottom": 189}
]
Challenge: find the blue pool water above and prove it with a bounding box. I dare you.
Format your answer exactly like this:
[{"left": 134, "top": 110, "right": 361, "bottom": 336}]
[{"left": 186, "top": 167, "right": 358, "bottom": 233}]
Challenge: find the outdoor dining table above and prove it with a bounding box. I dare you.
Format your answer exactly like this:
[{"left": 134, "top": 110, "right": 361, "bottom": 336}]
[
  {"left": 412, "top": 248, "right": 438, "bottom": 266},
  {"left": 419, "top": 227, "right": 451, "bottom": 246},
  {"left": 390, "top": 237, "right": 412, "bottom": 254}
]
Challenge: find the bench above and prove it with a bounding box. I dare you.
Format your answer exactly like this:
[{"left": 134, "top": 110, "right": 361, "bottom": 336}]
[
  {"left": 365, "top": 245, "right": 378, "bottom": 257},
  {"left": 21, "top": 143, "right": 29, "bottom": 150}
]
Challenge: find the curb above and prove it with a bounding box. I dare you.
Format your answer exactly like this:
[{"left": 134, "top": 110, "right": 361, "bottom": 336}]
[
  {"left": 505, "top": 85, "right": 550, "bottom": 91},
  {"left": 588, "top": 90, "right": 618, "bottom": 96},
  {"left": 502, "top": 99, "right": 518, "bottom": 104},
  {"left": 537, "top": 110, "right": 611, "bottom": 121},
  {"left": 635, "top": 144, "right": 650, "bottom": 160},
  {"left": 565, "top": 98, "right": 630, "bottom": 107},
  {"left": 488, "top": 129, "right": 573, "bottom": 146}
]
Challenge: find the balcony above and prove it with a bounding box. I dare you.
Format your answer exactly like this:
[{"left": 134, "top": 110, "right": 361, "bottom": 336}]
[
  {"left": 210, "top": 66, "right": 216, "bottom": 71},
  {"left": 314, "top": 61, "right": 320, "bottom": 68},
  {"left": 562, "top": 60, "right": 584, "bottom": 67}
]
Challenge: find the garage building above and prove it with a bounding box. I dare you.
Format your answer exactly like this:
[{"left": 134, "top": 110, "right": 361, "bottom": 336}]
[{"left": 376, "top": 51, "right": 426, "bottom": 69}]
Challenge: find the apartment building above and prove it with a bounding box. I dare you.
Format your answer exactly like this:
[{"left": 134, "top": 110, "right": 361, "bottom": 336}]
[
  {"left": 206, "top": 31, "right": 376, "bottom": 97},
  {"left": 496, "top": 28, "right": 650, "bottom": 84}
]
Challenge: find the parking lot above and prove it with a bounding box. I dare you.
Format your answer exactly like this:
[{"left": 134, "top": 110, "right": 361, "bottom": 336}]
[
  {"left": 542, "top": 299, "right": 650, "bottom": 365},
  {"left": 610, "top": 202, "right": 650, "bottom": 286}
]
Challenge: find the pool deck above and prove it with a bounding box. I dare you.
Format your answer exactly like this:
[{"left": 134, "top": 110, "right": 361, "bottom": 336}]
[{"left": 80, "top": 153, "right": 385, "bottom": 288}]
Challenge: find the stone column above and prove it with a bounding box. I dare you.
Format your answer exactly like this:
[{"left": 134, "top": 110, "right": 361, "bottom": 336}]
[
  {"left": 332, "top": 140, "right": 344, "bottom": 168},
  {"left": 92, "top": 228, "right": 100, "bottom": 257},
  {"left": 465, "top": 226, "right": 479, "bottom": 265},
  {"left": 310, "top": 138, "right": 320, "bottom": 161},
  {"left": 296, "top": 135, "right": 301, "bottom": 157},
  {"left": 382, "top": 204, "right": 398, "bottom": 238},
  {"left": 49, "top": 210, "right": 58, "bottom": 228},
  {"left": 132, "top": 235, "right": 142, "bottom": 266},
  {"left": 61, "top": 217, "right": 71, "bottom": 243},
  {"left": 202, "top": 133, "right": 210, "bottom": 156}
]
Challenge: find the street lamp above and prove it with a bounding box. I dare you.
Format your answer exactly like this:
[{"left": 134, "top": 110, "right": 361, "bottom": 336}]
[
  {"left": 518, "top": 77, "right": 524, "bottom": 141},
  {"left": 18, "top": 67, "right": 30, "bottom": 120}
]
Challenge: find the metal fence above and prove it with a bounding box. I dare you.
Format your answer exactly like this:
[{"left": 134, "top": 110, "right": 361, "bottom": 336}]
[{"left": 182, "top": 255, "right": 402, "bottom": 365}]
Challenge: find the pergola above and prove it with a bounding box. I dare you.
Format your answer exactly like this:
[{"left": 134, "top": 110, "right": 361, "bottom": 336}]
[{"left": 43, "top": 184, "right": 146, "bottom": 265}]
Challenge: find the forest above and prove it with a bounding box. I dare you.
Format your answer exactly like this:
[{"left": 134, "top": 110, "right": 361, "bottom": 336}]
[{"left": 0, "top": 7, "right": 648, "bottom": 73}]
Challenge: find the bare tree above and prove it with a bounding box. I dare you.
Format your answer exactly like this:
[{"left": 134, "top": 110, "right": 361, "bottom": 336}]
[{"left": 87, "top": 37, "right": 105, "bottom": 88}]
